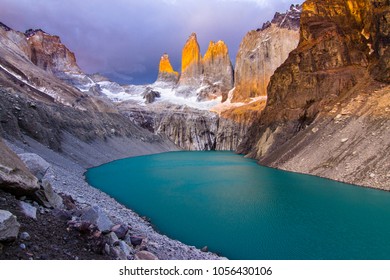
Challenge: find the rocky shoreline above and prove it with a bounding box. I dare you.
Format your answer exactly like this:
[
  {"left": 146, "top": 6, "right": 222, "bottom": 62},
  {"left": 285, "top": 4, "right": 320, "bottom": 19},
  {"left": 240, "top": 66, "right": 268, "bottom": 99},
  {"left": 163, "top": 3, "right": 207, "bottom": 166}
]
[{"left": 1, "top": 136, "right": 223, "bottom": 260}]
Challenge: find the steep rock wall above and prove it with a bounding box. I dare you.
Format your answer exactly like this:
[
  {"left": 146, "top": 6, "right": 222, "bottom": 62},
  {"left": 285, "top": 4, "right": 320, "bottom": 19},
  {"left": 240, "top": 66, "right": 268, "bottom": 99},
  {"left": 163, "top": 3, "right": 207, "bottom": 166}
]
[{"left": 238, "top": 0, "right": 390, "bottom": 190}]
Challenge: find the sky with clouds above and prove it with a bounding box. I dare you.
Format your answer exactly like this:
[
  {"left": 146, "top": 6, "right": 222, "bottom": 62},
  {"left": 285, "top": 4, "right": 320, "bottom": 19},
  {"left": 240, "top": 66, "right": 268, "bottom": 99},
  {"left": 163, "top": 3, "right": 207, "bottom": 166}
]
[{"left": 0, "top": 0, "right": 304, "bottom": 84}]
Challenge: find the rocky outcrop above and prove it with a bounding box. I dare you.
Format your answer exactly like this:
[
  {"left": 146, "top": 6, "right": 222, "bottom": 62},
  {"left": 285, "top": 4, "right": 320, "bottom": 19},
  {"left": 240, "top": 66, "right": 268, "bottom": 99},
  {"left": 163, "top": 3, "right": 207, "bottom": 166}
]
[
  {"left": 120, "top": 102, "right": 247, "bottom": 151},
  {"left": 157, "top": 53, "right": 179, "bottom": 84},
  {"left": 202, "top": 41, "right": 234, "bottom": 101},
  {"left": 238, "top": 0, "right": 390, "bottom": 190},
  {"left": 231, "top": 5, "right": 301, "bottom": 102},
  {"left": 26, "top": 29, "right": 81, "bottom": 74},
  {"left": 176, "top": 33, "right": 234, "bottom": 101},
  {"left": 178, "top": 33, "right": 203, "bottom": 88},
  {"left": 0, "top": 138, "right": 40, "bottom": 196}
]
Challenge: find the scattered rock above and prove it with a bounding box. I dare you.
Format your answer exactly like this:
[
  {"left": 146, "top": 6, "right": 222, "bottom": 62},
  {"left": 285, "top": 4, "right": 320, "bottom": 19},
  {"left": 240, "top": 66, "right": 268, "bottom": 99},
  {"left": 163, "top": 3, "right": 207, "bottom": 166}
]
[
  {"left": 0, "top": 210, "right": 20, "bottom": 242},
  {"left": 111, "top": 224, "right": 128, "bottom": 240},
  {"left": 130, "top": 236, "right": 143, "bottom": 247},
  {"left": 0, "top": 139, "right": 40, "bottom": 195},
  {"left": 110, "top": 246, "right": 127, "bottom": 260},
  {"left": 18, "top": 153, "right": 50, "bottom": 180},
  {"left": 104, "top": 243, "right": 110, "bottom": 255},
  {"left": 34, "top": 180, "right": 63, "bottom": 209},
  {"left": 52, "top": 209, "right": 72, "bottom": 221},
  {"left": 341, "top": 138, "right": 349, "bottom": 143},
  {"left": 106, "top": 232, "right": 119, "bottom": 246},
  {"left": 80, "top": 206, "right": 114, "bottom": 233},
  {"left": 134, "top": 250, "right": 159, "bottom": 260},
  {"left": 201, "top": 246, "right": 208, "bottom": 252},
  {"left": 19, "top": 243, "right": 26, "bottom": 250},
  {"left": 370, "top": 173, "right": 376, "bottom": 178},
  {"left": 19, "top": 201, "right": 37, "bottom": 220},
  {"left": 118, "top": 240, "right": 135, "bottom": 258},
  {"left": 60, "top": 194, "right": 77, "bottom": 210},
  {"left": 312, "top": 127, "right": 319, "bottom": 133},
  {"left": 20, "top": 231, "right": 31, "bottom": 241}
]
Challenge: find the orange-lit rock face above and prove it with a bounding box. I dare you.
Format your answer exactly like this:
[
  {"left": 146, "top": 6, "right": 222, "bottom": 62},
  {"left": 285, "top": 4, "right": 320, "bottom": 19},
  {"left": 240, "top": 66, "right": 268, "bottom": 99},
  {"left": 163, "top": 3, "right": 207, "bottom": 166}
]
[
  {"left": 181, "top": 33, "right": 201, "bottom": 73},
  {"left": 231, "top": 5, "right": 301, "bottom": 103},
  {"left": 159, "top": 53, "right": 176, "bottom": 73},
  {"left": 202, "top": 40, "right": 234, "bottom": 101},
  {"left": 157, "top": 53, "right": 179, "bottom": 83},
  {"left": 203, "top": 41, "right": 229, "bottom": 62},
  {"left": 179, "top": 33, "right": 203, "bottom": 86},
  {"left": 26, "top": 30, "right": 81, "bottom": 74}
]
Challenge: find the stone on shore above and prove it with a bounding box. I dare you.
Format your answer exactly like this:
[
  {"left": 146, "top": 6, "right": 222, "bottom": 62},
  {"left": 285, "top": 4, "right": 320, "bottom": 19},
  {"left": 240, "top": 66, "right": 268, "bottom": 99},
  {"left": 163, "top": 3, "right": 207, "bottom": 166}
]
[
  {"left": 80, "top": 206, "right": 114, "bottom": 233},
  {"left": 0, "top": 210, "right": 20, "bottom": 242},
  {"left": 111, "top": 224, "right": 128, "bottom": 240}
]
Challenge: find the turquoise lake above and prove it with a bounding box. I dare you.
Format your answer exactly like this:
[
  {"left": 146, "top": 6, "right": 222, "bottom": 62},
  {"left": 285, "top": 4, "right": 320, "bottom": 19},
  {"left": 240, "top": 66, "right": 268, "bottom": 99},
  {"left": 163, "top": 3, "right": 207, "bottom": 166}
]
[{"left": 85, "top": 151, "right": 390, "bottom": 260}]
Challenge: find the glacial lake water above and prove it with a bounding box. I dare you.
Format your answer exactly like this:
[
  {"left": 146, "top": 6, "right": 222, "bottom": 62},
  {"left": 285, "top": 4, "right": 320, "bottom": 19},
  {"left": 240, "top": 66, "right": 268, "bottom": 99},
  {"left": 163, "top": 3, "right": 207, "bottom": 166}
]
[{"left": 85, "top": 151, "right": 390, "bottom": 260}]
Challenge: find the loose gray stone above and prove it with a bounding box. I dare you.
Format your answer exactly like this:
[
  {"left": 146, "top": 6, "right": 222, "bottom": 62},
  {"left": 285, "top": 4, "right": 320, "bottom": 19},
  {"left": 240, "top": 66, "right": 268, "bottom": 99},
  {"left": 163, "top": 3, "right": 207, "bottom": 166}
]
[
  {"left": 106, "top": 232, "right": 120, "bottom": 246},
  {"left": 104, "top": 243, "right": 110, "bottom": 255},
  {"left": 20, "top": 231, "right": 31, "bottom": 241},
  {"left": 19, "top": 201, "right": 37, "bottom": 220},
  {"left": 118, "top": 240, "right": 135, "bottom": 257},
  {"left": 80, "top": 206, "right": 114, "bottom": 233},
  {"left": 201, "top": 246, "right": 208, "bottom": 252},
  {"left": 20, "top": 243, "right": 26, "bottom": 250},
  {"left": 134, "top": 250, "right": 159, "bottom": 260},
  {"left": 130, "top": 236, "right": 143, "bottom": 247},
  {"left": 34, "top": 180, "right": 63, "bottom": 209},
  {"left": 111, "top": 246, "right": 127, "bottom": 260},
  {"left": 0, "top": 210, "right": 20, "bottom": 242},
  {"left": 18, "top": 153, "right": 50, "bottom": 180},
  {"left": 111, "top": 224, "right": 128, "bottom": 240}
]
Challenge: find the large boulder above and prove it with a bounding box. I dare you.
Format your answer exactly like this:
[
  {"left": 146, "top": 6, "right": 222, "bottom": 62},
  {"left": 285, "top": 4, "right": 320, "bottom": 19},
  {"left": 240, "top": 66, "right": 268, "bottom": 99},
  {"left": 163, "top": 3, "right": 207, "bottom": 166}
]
[
  {"left": 0, "top": 210, "right": 20, "bottom": 242},
  {"left": 80, "top": 206, "right": 114, "bottom": 233},
  {"left": 0, "top": 138, "right": 40, "bottom": 196},
  {"left": 18, "top": 153, "right": 50, "bottom": 180}
]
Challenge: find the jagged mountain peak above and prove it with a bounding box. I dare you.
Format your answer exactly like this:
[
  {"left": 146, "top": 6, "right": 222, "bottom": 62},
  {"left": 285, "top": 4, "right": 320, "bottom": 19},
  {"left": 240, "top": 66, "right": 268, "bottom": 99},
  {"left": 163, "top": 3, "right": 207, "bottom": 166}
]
[
  {"left": 260, "top": 3, "right": 302, "bottom": 31},
  {"left": 25, "top": 28, "right": 50, "bottom": 38},
  {"left": 157, "top": 53, "right": 179, "bottom": 83}
]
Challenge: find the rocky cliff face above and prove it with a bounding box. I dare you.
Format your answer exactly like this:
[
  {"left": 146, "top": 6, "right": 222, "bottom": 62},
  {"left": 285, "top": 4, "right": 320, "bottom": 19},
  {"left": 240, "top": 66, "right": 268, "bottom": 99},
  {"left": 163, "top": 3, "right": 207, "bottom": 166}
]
[
  {"left": 239, "top": 0, "right": 390, "bottom": 190},
  {"left": 26, "top": 29, "right": 81, "bottom": 74},
  {"left": 157, "top": 53, "right": 179, "bottom": 84},
  {"left": 119, "top": 102, "right": 246, "bottom": 151},
  {"left": 0, "top": 25, "right": 105, "bottom": 111},
  {"left": 231, "top": 4, "right": 301, "bottom": 103},
  {"left": 202, "top": 41, "right": 234, "bottom": 101},
  {"left": 178, "top": 33, "right": 203, "bottom": 88}
]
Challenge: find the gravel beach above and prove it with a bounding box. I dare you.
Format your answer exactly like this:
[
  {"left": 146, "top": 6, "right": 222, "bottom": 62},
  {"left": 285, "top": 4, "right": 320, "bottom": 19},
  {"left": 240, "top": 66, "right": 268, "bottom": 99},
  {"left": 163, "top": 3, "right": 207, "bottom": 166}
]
[{"left": 5, "top": 135, "right": 223, "bottom": 260}]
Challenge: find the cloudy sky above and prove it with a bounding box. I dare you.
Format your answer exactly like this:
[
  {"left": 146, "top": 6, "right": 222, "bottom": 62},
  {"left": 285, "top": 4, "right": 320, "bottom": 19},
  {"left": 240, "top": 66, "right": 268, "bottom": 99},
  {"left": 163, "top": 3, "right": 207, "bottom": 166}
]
[{"left": 0, "top": 0, "right": 303, "bottom": 84}]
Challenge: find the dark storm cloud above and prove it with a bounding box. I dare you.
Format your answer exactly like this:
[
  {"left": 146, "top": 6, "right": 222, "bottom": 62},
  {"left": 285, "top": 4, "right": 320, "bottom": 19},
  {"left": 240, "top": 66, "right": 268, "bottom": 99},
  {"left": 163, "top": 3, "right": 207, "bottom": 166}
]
[{"left": 0, "top": 0, "right": 303, "bottom": 84}]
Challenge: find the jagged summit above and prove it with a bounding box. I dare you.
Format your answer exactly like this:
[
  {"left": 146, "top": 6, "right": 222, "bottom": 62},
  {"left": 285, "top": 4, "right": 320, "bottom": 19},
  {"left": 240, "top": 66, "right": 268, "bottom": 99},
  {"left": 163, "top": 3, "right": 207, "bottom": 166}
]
[
  {"left": 157, "top": 53, "right": 179, "bottom": 83},
  {"left": 25, "top": 29, "right": 49, "bottom": 38},
  {"left": 203, "top": 40, "right": 229, "bottom": 61},
  {"left": 179, "top": 32, "right": 202, "bottom": 85},
  {"left": 260, "top": 4, "right": 302, "bottom": 31}
]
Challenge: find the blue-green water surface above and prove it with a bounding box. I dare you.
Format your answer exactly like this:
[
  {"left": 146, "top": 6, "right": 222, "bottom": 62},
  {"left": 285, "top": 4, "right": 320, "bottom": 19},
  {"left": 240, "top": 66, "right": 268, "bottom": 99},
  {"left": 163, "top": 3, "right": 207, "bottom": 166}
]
[{"left": 85, "top": 151, "right": 390, "bottom": 260}]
